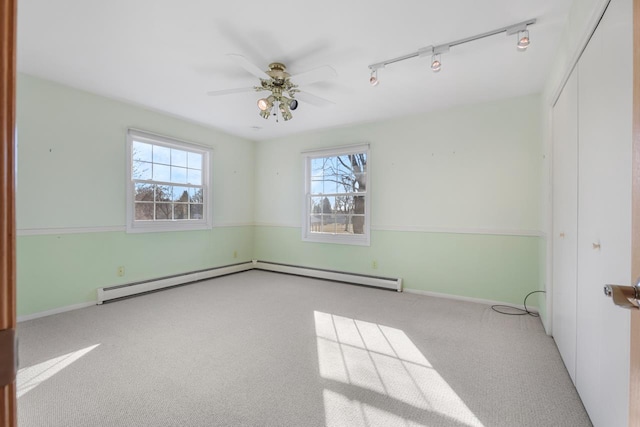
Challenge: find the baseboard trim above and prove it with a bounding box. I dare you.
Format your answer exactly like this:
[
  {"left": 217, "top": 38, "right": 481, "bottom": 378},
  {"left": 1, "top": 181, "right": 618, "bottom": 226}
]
[
  {"left": 18, "top": 301, "right": 96, "bottom": 323},
  {"left": 253, "top": 260, "right": 402, "bottom": 292},
  {"left": 403, "top": 288, "right": 538, "bottom": 313},
  {"left": 97, "top": 262, "right": 254, "bottom": 304},
  {"left": 19, "top": 268, "right": 534, "bottom": 322}
]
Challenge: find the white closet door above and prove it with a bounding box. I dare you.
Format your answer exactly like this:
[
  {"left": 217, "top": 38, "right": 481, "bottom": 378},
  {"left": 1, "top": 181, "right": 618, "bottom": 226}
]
[
  {"left": 551, "top": 70, "right": 579, "bottom": 384},
  {"left": 576, "top": 0, "right": 633, "bottom": 424}
]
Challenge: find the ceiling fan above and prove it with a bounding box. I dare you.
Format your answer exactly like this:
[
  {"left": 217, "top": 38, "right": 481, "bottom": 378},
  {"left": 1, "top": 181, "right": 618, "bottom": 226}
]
[{"left": 207, "top": 54, "right": 337, "bottom": 121}]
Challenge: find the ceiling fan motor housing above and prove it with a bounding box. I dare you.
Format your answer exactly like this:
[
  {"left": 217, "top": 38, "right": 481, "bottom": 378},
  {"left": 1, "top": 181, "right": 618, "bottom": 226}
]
[{"left": 267, "top": 63, "right": 290, "bottom": 85}]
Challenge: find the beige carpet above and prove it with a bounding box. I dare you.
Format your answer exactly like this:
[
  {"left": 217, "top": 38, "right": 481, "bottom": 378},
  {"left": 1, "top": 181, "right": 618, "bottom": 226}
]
[{"left": 16, "top": 270, "right": 591, "bottom": 426}]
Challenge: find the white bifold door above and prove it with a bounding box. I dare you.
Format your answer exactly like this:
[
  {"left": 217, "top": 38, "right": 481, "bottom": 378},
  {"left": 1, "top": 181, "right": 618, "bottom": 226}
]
[{"left": 551, "top": 0, "right": 633, "bottom": 425}]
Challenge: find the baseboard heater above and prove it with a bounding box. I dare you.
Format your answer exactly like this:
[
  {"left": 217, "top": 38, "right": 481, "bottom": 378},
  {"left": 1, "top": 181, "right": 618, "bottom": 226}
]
[
  {"left": 97, "top": 262, "right": 254, "bottom": 304},
  {"left": 252, "top": 260, "right": 403, "bottom": 292}
]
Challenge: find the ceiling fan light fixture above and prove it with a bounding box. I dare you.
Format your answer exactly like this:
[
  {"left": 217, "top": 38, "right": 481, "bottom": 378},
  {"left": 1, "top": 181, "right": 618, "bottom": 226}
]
[
  {"left": 279, "top": 102, "right": 293, "bottom": 121},
  {"left": 289, "top": 99, "right": 298, "bottom": 111},
  {"left": 517, "top": 29, "right": 530, "bottom": 50},
  {"left": 430, "top": 54, "right": 442, "bottom": 72},
  {"left": 259, "top": 109, "right": 271, "bottom": 119},
  {"left": 257, "top": 97, "right": 272, "bottom": 111}
]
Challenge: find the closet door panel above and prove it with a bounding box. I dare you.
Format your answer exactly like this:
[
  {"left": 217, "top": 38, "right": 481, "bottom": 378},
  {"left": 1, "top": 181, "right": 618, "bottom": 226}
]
[
  {"left": 576, "top": 0, "right": 633, "bottom": 424},
  {"left": 551, "top": 69, "right": 579, "bottom": 384}
]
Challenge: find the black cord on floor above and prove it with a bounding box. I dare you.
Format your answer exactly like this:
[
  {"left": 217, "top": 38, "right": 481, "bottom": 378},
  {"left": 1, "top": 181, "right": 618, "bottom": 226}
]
[{"left": 491, "top": 290, "right": 546, "bottom": 317}]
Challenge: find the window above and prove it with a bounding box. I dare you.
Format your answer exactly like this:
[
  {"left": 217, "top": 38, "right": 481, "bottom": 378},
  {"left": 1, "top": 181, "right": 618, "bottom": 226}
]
[
  {"left": 303, "top": 144, "right": 370, "bottom": 245},
  {"left": 126, "top": 129, "right": 212, "bottom": 233}
]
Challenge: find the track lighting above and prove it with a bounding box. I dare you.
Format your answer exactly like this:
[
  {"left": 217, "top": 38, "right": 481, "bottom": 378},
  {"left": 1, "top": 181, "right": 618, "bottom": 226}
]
[
  {"left": 368, "top": 64, "right": 384, "bottom": 86},
  {"left": 430, "top": 54, "right": 442, "bottom": 72},
  {"left": 517, "top": 29, "right": 530, "bottom": 50},
  {"left": 369, "top": 69, "right": 379, "bottom": 86},
  {"left": 368, "top": 18, "right": 536, "bottom": 79}
]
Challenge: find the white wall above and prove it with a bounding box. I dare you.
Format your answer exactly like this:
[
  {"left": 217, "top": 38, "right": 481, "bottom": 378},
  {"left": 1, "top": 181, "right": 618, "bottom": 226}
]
[
  {"left": 17, "top": 73, "right": 255, "bottom": 231},
  {"left": 255, "top": 94, "right": 542, "bottom": 234}
]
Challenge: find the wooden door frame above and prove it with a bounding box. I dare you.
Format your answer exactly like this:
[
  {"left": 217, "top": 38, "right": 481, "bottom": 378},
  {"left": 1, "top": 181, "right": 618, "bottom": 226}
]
[
  {"left": 630, "top": 0, "right": 640, "bottom": 425},
  {"left": 0, "top": 0, "right": 17, "bottom": 426}
]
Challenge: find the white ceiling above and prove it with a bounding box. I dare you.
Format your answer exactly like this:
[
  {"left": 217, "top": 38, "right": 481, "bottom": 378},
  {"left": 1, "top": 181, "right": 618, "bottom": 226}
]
[{"left": 17, "top": 0, "right": 573, "bottom": 141}]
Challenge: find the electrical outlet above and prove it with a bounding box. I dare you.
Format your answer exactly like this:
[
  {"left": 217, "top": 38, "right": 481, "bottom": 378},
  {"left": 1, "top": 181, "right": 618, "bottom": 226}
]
[
  {"left": 233, "top": 250, "right": 238, "bottom": 258},
  {"left": 117, "top": 266, "right": 125, "bottom": 277},
  {"left": 372, "top": 260, "right": 378, "bottom": 269}
]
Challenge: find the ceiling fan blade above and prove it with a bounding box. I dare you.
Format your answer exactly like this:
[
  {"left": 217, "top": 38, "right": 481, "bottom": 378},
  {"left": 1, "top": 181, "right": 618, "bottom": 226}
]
[
  {"left": 206, "top": 87, "right": 256, "bottom": 97},
  {"left": 290, "top": 65, "right": 337, "bottom": 86},
  {"left": 227, "top": 54, "right": 270, "bottom": 80},
  {"left": 295, "top": 91, "right": 335, "bottom": 107}
]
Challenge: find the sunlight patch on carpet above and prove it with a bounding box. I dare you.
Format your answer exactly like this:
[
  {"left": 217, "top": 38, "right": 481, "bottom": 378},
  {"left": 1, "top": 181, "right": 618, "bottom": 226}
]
[
  {"left": 17, "top": 344, "right": 100, "bottom": 398},
  {"left": 315, "top": 311, "right": 483, "bottom": 427}
]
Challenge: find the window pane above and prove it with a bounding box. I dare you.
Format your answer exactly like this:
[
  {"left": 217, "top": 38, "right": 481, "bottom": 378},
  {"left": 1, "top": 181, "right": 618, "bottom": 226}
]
[
  {"left": 174, "top": 204, "right": 188, "bottom": 219},
  {"left": 189, "top": 188, "right": 203, "bottom": 203},
  {"left": 351, "top": 215, "right": 365, "bottom": 234},
  {"left": 334, "top": 214, "right": 350, "bottom": 234},
  {"left": 172, "top": 186, "right": 189, "bottom": 202},
  {"left": 311, "top": 157, "right": 325, "bottom": 175},
  {"left": 323, "top": 175, "right": 338, "bottom": 194},
  {"left": 132, "top": 142, "right": 152, "bottom": 162},
  {"left": 153, "top": 145, "right": 171, "bottom": 165},
  {"left": 354, "top": 173, "right": 366, "bottom": 192},
  {"left": 190, "top": 204, "right": 203, "bottom": 219},
  {"left": 135, "top": 202, "right": 154, "bottom": 220},
  {"left": 153, "top": 164, "right": 171, "bottom": 182},
  {"left": 132, "top": 160, "right": 152, "bottom": 180},
  {"left": 310, "top": 175, "right": 324, "bottom": 195},
  {"left": 187, "top": 168, "right": 202, "bottom": 185},
  {"left": 171, "top": 166, "right": 188, "bottom": 184},
  {"left": 336, "top": 155, "right": 352, "bottom": 176},
  {"left": 188, "top": 152, "right": 202, "bottom": 170},
  {"left": 155, "top": 203, "right": 172, "bottom": 220},
  {"left": 171, "top": 149, "right": 188, "bottom": 167},
  {"left": 156, "top": 185, "right": 171, "bottom": 202},
  {"left": 134, "top": 183, "right": 154, "bottom": 201},
  {"left": 310, "top": 196, "right": 334, "bottom": 214}
]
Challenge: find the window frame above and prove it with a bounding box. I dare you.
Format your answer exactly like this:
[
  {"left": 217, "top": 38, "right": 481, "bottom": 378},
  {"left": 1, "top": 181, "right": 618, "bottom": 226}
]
[
  {"left": 126, "top": 129, "right": 212, "bottom": 233},
  {"left": 302, "top": 143, "right": 370, "bottom": 246}
]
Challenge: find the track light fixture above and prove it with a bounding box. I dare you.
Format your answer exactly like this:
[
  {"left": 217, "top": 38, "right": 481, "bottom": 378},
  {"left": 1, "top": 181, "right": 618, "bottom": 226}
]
[
  {"left": 367, "top": 18, "right": 536, "bottom": 80},
  {"left": 430, "top": 54, "right": 442, "bottom": 73},
  {"left": 517, "top": 29, "right": 530, "bottom": 50},
  {"left": 368, "top": 65, "right": 384, "bottom": 86},
  {"left": 369, "top": 69, "right": 379, "bottom": 86}
]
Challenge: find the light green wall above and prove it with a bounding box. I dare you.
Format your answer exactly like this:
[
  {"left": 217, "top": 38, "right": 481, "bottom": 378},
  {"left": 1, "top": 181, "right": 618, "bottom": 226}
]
[
  {"left": 16, "top": 74, "right": 255, "bottom": 316},
  {"left": 17, "top": 227, "right": 253, "bottom": 315},
  {"left": 255, "top": 226, "right": 539, "bottom": 305}
]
